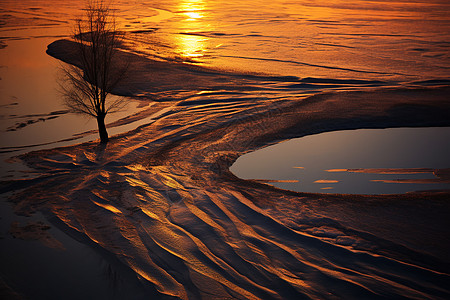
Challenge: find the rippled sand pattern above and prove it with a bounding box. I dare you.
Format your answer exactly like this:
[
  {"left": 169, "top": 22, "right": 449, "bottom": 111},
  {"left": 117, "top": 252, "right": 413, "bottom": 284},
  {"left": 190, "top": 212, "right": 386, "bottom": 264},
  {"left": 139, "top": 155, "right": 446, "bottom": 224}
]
[{"left": 4, "top": 85, "right": 450, "bottom": 299}]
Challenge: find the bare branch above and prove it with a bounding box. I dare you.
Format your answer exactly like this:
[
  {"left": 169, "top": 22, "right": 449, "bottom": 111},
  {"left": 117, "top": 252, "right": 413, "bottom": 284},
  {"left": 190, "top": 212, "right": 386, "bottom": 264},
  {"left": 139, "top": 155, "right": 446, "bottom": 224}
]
[{"left": 58, "top": 0, "right": 128, "bottom": 143}]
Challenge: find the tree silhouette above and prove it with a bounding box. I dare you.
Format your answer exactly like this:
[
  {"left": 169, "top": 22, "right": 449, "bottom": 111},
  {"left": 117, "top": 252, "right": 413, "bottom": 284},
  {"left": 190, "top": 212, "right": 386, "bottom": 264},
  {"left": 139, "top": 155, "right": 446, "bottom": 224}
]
[{"left": 59, "top": 0, "right": 127, "bottom": 143}]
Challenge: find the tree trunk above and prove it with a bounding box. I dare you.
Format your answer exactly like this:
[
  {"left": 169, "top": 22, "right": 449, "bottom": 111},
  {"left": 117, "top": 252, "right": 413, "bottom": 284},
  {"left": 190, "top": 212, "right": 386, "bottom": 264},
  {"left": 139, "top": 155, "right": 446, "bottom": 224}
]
[{"left": 97, "top": 113, "right": 109, "bottom": 143}]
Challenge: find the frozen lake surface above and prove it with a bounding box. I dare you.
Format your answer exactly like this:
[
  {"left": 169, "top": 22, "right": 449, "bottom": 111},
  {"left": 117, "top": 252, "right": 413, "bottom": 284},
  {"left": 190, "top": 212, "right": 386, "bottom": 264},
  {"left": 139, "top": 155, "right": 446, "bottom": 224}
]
[{"left": 1, "top": 1, "right": 450, "bottom": 299}]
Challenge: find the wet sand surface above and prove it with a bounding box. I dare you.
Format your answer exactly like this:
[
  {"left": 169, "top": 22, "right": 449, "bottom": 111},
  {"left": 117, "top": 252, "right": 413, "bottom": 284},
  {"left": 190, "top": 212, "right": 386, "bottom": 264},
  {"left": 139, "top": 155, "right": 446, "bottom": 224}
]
[{"left": 3, "top": 79, "right": 450, "bottom": 298}]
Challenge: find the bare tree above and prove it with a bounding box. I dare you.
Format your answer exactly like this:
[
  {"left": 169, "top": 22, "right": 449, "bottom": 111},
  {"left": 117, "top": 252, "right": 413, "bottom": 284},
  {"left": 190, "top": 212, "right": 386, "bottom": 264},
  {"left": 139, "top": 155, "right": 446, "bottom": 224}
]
[{"left": 59, "top": 0, "right": 127, "bottom": 143}]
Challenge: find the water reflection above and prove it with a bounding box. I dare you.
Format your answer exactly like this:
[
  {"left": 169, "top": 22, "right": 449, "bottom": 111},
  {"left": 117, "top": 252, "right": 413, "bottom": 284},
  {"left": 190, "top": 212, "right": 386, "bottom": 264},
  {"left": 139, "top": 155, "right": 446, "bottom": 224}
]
[
  {"left": 231, "top": 127, "right": 450, "bottom": 194},
  {"left": 174, "top": 0, "right": 209, "bottom": 60},
  {"left": 175, "top": 34, "right": 208, "bottom": 59},
  {"left": 178, "top": 0, "right": 205, "bottom": 20}
]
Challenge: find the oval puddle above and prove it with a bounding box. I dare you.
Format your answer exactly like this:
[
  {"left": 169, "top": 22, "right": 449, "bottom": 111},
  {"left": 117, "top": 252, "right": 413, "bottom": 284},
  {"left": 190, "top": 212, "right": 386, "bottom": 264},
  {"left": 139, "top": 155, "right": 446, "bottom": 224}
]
[{"left": 230, "top": 127, "right": 450, "bottom": 194}]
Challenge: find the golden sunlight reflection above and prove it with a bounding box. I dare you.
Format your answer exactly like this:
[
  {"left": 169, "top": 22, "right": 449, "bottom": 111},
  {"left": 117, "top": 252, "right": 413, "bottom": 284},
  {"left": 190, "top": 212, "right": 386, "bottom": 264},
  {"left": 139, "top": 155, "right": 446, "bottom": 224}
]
[
  {"left": 175, "top": 34, "right": 208, "bottom": 58},
  {"left": 184, "top": 11, "right": 203, "bottom": 21},
  {"left": 178, "top": 0, "right": 205, "bottom": 20},
  {"left": 175, "top": 0, "right": 209, "bottom": 60}
]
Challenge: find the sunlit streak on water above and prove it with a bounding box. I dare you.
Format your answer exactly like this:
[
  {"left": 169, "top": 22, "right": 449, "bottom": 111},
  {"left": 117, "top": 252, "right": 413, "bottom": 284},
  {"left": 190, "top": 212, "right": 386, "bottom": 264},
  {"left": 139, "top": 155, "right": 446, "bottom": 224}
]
[
  {"left": 174, "top": 0, "right": 209, "bottom": 59},
  {"left": 175, "top": 34, "right": 208, "bottom": 59},
  {"left": 178, "top": 0, "right": 205, "bottom": 19}
]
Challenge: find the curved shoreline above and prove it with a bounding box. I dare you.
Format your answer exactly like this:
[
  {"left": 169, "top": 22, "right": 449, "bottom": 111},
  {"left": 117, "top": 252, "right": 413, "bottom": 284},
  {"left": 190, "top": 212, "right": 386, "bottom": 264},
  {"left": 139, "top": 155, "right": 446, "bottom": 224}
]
[
  {"left": 2, "top": 80, "right": 450, "bottom": 298},
  {"left": 2, "top": 39, "right": 450, "bottom": 298}
]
